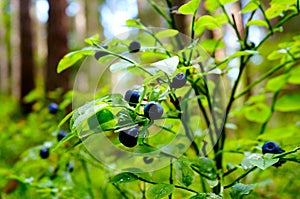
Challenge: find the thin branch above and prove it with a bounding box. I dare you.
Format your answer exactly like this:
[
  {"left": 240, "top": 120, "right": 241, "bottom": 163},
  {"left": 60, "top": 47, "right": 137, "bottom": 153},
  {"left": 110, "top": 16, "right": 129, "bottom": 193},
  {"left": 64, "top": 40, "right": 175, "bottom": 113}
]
[
  {"left": 224, "top": 167, "right": 257, "bottom": 189},
  {"left": 258, "top": 5, "right": 273, "bottom": 33},
  {"left": 259, "top": 91, "right": 279, "bottom": 135},
  {"left": 235, "top": 59, "right": 298, "bottom": 99},
  {"left": 138, "top": 177, "right": 199, "bottom": 194},
  {"left": 169, "top": 158, "right": 173, "bottom": 199}
]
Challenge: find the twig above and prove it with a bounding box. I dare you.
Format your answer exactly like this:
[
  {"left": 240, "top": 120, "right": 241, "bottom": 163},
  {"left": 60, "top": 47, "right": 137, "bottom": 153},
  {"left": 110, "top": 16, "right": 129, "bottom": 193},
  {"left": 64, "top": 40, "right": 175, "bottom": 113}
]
[
  {"left": 259, "top": 91, "right": 279, "bottom": 135},
  {"left": 224, "top": 166, "right": 257, "bottom": 189},
  {"left": 138, "top": 177, "right": 199, "bottom": 194}
]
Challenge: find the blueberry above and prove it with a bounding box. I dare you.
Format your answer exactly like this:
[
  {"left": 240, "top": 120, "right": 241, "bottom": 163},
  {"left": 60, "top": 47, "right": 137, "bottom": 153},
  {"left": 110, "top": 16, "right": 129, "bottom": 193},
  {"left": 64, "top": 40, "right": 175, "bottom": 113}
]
[
  {"left": 118, "top": 128, "right": 139, "bottom": 148},
  {"left": 143, "top": 157, "right": 154, "bottom": 164},
  {"left": 170, "top": 72, "right": 187, "bottom": 89},
  {"left": 246, "top": 42, "right": 255, "bottom": 49},
  {"left": 129, "top": 41, "right": 141, "bottom": 53},
  {"left": 48, "top": 102, "right": 58, "bottom": 114},
  {"left": 262, "top": 141, "right": 281, "bottom": 154},
  {"left": 94, "top": 46, "right": 109, "bottom": 60},
  {"left": 124, "top": 90, "right": 140, "bottom": 106},
  {"left": 57, "top": 131, "right": 67, "bottom": 141},
  {"left": 144, "top": 102, "right": 164, "bottom": 120},
  {"left": 262, "top": 141, "right": 285, "bottom": 167},
  {"left": 66, "top": 162, "right": 74, "bottom": 172},
  {"left": 40, "top": 148, "right": 50, "bottom": 159}
]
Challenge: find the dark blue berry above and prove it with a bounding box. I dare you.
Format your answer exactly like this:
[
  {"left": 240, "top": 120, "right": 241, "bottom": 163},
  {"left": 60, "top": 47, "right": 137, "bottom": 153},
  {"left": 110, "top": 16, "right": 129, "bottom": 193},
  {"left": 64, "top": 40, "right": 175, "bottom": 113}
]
[
  {"left": 57, "top": 131, "right": 67, "bottom": 141},
  {"left": 40, "top": 148, "right": 50, "bottom": 159},
  {"left": 246, "top": 41, "right": 255, "bottom": 49},
  {"left": 118, "top": 128, "right": 139, "bottom": 148},
  {"left": 129, "top": 41, "right": 141, "bottom": 53},
  {"left": 124, "top": 90, "right": 140, "bottom": 106},
  {"left": 48, "top": 102, "right": 58, "bottom": 114},
  {"left": 94, "top": 50, "right": 109, "bottom": 60},
  {"left": 66, "top": 162, "right": 74, "bottom": 172},
  {"left": 143, "top": 157, "right": 154, "bottom": 164},
  {"left": 262, "top": 141, "right": 285, "bottom": 167},
  {"left": 262, "top": 141, "right": 281, "bottom": 154},
  {"left": 170, "top": 72, "right": 187, "bottom": 89},
  {"left": 144, "top": 102, "right": 163, "bottom": 120}
]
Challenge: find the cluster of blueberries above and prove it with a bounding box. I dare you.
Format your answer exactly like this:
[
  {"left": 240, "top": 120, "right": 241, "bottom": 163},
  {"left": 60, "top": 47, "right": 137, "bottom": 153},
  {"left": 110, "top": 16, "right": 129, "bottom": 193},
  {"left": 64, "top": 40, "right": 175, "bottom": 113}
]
[
  {"left": 39, "top": 130, "right": 67, "bottom": 159},
  {"left": 96, "top": 40, "right": 188, "bottom": 148},
  {"left": 39, "top": 103, "right": 68, "bottom": 160},
  {"left": 118, "top": 72, "right": 187, "bottom": 148}
]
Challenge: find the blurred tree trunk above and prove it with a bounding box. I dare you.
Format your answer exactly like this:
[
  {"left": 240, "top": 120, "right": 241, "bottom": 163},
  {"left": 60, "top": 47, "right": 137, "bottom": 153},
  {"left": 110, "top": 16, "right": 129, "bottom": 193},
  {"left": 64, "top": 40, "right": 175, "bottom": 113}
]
[
  {"left": 172, "top": 0, "right": 191, "bottom": 36},
  {"left": 85, "top": 0, "right": 102, "bottom": 37},
  {"left": 10, "top": 0, "right": 20, "bottom": 99},
  {"left": 0, "top": 0, "right": 12, "bottom": 94},
  {"left": 46, "top": 0, "right": 69, "bottom": 92},
  {"left": 19, "top": 0, "right": 35, "bottom": 114},
  {"left": 74, "top": 0, "right": 86, "bottom": 47},
  {"left": 0, "top": 0, "right": 8, "bottom": 94},
  {"left": 137, "top": 0, "right": 162, "bottom": 27}
]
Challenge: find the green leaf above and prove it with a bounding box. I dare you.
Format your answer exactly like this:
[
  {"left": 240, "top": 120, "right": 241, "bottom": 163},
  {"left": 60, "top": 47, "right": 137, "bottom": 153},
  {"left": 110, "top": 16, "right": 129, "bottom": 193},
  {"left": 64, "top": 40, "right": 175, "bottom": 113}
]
[
  {"left": 244, "top": 103, "right": 271, "bottom": 123},
  {"left": 271, "top": 0, "right": 297, "bottom": 5},
  {"left": 147, "top": 184, "right": 175, "bottom": 199},
  {"left": 174, "top": 160, "right": 195, "bottom": 187},
  {"left": 247, "top": 154, "right": 279, "bottom": 170},
  {"left": 150, "top": 56, "right": 179, "bottom": 75},
  {"left": 178, "top": 0, "right": 201, "bottom": 15},
  {"left": 258, "top": 126, "right": 298, "bottom": 141},
  {"left": 155, "top": 29, "right": 179, "bottom": 39},
  {"left": 190, "top": 193, "right": 222, "bottom": 199},
  {"left": 241, "top": 0, "right": 259, "bottom": 13},
  {"left": 247, "top": 19, "right": 268, "bottom": 28},
  {"left": 275, "top": 94, "right": 300, "bottom": 112},
  {"left": 84, "top": 34, "right": 99, "bottom": 45},
  {"left": 194, "top": 15, "right": 220, "bottom": 35},
  {"left": 110, "top": 61, "right": 135, "bottom": 73},
  {"left": 220, "top": 0, "right": 238, "bottom": 5},
  {"left": 200, "top": 39, "right": 225, "bottom": 53},
  {"left": 141, "top": 51, "right": 168, "bottom": 64},
  {"left": 288, "top": 65, "right": 300, "bottom": 84},
  {"left": 126, "top": 19, "right": 145, "bottom": 29},
  {"left": 247, "top": 94, "right": 266, "bottom": 104},
  {"left": 218, "top": 50, "right": 258, "bottom": 68},
  {"left": 266, "top": 4, "right": 289, "bottom": 19},
  {"left": 267, "top": 49, "right": 287, "bottom": 60},
  {"left": 230, "top": 183, "right": 255, "bottom": 199},
  {"left": 252, "top": 158, "right": 279, "bottom": 170},
  {"left": 57, "top": 47, "right": 97, "bottom": 73},
  {"left": 214, "top": 13, "right": 228, "bottom": 25},
  {"left": 87, "top": 108, "right": 117, "bottom": 131},
  {"left": 109, "top": 172, "right": 138, "bottom": 183},
  {"left": 265, "top": 74, "right": 289, "bottom": 92},
  {"left": 53, "top": 132, "right": 77, "bottom": 151},
  {"left": 192, "top": 157, "right": 217, "bottom": 180},
  {"left": 58, "top": 111, "right": 74, "bottom": 128},
  {"left": 204, "top": 0, "right": 220, "bottom": 13},
  {"left": 71, "top": 101, "right": 109, "bottom": 134}
]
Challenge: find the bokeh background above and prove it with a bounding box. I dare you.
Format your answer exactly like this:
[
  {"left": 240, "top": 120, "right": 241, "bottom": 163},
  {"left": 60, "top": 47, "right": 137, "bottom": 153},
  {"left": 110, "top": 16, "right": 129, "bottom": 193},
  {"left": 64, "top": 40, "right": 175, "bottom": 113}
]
[{"left": 0, "top": 0, "right": 299, "bottom": 198}]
